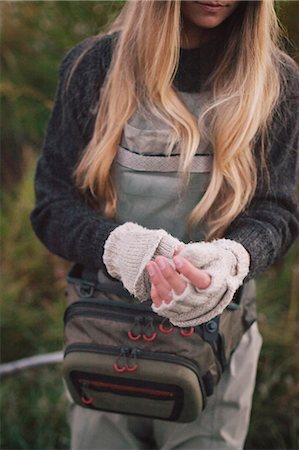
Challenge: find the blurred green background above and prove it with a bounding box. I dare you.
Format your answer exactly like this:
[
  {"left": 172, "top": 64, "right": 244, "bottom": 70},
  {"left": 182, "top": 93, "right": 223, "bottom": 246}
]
[{"left": 0, "top": 1, "right": 298, "bottom": 449}]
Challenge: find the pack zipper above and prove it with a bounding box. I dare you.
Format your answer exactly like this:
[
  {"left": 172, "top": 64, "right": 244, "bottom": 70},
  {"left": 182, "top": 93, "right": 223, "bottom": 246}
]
[
  {"left": 64, "top": 299, "right": 156, "bottom": 324},
  {"left": 64, "top": 342, "right": 206, "bottom": 407},
  {"left": 64, "top": 299, "right": 209, "bottom": 339},
  {"left": 65, "top": 342, "right": 203, "bottom": 375}
]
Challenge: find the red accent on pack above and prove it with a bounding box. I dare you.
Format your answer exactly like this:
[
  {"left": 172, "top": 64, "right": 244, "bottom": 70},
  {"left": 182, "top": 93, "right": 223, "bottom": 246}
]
[
  {"left": 79, "top": 378, "right": 175, "bottom": 398},
  {"left": 113, "top": 362, "right": 127, "bottom": 373},
  {"left": 143, "top": 332, "right": 157, "bottom": 342},
  {"left": 128, "top": 330, "right": 141, "bottom": 341},
  {"left": 126, "top": 363, "right": 138, "bottom": 372},
  {"left": 81, "top": 395, "right": 94, "bottom": 405},
  {"left": 159, "top": 323, "right": 174, "bottom": 334},
  {"left": 179, "top": 327, "right": 194, "bottom": 337}
]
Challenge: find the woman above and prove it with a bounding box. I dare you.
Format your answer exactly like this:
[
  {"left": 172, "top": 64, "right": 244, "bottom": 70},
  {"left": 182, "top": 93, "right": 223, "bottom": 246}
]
[{"left": 31, "top": 1, "right": 299, "bottom": 449}]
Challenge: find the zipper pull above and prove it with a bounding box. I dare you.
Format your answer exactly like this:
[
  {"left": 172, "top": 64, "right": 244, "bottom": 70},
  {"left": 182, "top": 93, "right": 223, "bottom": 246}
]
[
  {"left": 179, "top": 327, "right": 195, "bottom": 337},
  {"left": 128, "top": 316, "right": 142, "bottom": 341},
  {"left": 159, "top": 318, "right": 174, "bottom": 334},
  {"left": 143, "top": 317, "right": 157, "bottom": 342},
  {"left": 80, "top": 382, "right": 94, "bottom": 405},
  {"left": 126, "top": 348, "right": 139, "bottom": 372},
  {"left": 113, "top": 347, "right": 128, "bottom": 373}
]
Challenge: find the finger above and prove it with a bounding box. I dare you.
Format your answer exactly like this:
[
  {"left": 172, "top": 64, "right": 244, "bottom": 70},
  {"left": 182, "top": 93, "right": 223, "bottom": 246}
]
[
  {"left": 174, "top": 244, "right": 185, "bottom": 256},
  {"left": 146, "top": 262, "right": 172, "bottom": 303},
  {"left": 151, "top": 284, "right": 162, "bottom": 307},
  {"left": 173, "top": 255, "right": 211, "bottom": 289},
  {"left": 155, "top": 256, "right": 187, "bottom": 295}
]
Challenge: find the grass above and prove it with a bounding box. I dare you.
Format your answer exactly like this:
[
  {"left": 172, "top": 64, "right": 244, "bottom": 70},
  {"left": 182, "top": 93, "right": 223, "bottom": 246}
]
[
  {"left": 245, "top": 244, "right": 299, "bottom": 450},
  {"left": 1, "top": 151, "right": 70, "bottom": 449},
  {"left": 1, "top": 154, "right": 298, "bottom": 450},
  {"left": 0, "top": 367, "right": 69, "bottom": 450}
]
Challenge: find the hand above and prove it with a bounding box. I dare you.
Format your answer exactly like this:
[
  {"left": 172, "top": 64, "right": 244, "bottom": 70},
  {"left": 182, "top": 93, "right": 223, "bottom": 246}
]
[
  {"left": 146, "top": 255, "right": 211, "bottom": 307},
  {"left": 149, "top": 239, "right": 250, "bottom": 328},
  {"left": 103, "top": 222, "right": 181, "bottom": 301}
]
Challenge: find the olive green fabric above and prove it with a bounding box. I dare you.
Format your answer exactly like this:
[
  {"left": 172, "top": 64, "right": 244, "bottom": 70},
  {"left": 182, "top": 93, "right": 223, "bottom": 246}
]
[
  {"left": 64, "top": 351, "right": 203, "bottom": 423},
  {"left": 68, "top": 322, "right": 262, "bottom": 450}
]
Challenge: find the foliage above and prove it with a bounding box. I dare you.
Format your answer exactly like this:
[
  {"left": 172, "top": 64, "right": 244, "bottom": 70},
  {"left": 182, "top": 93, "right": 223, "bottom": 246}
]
[
  {"left": 1, "top": 0, "right": 124, "bottom": 185},
  {"left": 245, "top": 245, "right": 299, "bottom": 450},
  {"left": 0, "top": 367, "right": 69, "bottom": 450},
  {"left": 0, "top": 149, "right": 68, "bottom": 363},
  {"left": 0, "top": 152, "right": 70, "bottom": 449}
]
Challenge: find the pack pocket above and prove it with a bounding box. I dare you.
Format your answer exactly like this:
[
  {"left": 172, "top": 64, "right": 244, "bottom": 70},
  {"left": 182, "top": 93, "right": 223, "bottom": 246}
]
[
  {"left": 63, "top": 297, "right": 217, "bottom": 422},
  {"left": 64, "top": 343, "right": 205, "bottom": 422}
]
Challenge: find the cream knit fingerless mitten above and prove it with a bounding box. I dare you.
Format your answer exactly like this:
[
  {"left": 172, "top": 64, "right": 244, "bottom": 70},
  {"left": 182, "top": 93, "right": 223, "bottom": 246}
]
[
  {"left": 103, "top": 222, "right": 180, "bottom": 301},
  {"left": 152, "top": 239, "right": 250, "bottom": 327}
]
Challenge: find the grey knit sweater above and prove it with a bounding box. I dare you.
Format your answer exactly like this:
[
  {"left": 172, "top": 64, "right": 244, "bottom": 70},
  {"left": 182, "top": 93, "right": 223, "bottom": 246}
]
[{"left": 30, "top": 33, "right": 299, "bottom": 279}]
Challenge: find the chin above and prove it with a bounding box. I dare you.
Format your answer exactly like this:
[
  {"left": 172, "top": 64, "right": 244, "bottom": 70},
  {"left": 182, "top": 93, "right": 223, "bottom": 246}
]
[{"left": 191, "top": 17, "right": 225, "bottom": 29}]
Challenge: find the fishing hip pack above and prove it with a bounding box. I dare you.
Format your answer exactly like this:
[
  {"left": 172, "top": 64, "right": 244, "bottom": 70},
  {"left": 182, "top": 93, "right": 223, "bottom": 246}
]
[{"left": 63, "top": 265, "right": 255, "bottom": 423}]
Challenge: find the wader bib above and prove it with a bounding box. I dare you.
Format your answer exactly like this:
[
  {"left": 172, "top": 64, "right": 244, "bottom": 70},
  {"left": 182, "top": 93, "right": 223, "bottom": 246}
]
[{"left": 114, "top": 91, "right": 211, "bottom": 242}]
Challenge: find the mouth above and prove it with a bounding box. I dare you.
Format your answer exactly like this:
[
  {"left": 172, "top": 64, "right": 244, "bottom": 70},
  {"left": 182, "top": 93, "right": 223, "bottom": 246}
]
[{"left": 194, "top": 1, "right": 229, "bottom": 9}]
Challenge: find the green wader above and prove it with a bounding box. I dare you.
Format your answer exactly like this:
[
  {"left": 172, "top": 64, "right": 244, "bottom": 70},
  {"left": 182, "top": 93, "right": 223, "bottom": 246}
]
[{"left": 68, "top": 91, "right": 262, "bottom": 450}]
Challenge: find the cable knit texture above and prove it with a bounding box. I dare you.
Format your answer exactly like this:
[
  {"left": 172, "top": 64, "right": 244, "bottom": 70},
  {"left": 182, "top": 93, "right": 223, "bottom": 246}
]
[
  {"left": 103, "top": 222, "right": 180, "bottom": 301},
  {"left": 152, "top": 239, "right": 250, "bottom": 327}
]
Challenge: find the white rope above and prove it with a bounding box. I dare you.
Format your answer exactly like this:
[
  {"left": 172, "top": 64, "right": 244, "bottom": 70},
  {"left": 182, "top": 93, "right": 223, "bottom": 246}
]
[{"left": 0, "top": 351, "right": 63, "bottom": 378}]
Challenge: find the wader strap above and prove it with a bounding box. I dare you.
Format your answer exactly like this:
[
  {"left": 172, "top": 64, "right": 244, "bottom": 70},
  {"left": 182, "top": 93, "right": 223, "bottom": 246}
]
[{"left": 116, "top": 146, "right": 213, "bottom": 173}]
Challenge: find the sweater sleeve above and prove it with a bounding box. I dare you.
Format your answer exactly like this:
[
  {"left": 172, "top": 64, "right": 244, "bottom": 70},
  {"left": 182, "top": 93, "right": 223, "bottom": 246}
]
[
  {"left": 30, "top": 35, "right": 119, "bottom": 268},
  {"left": 225, "top": 58, "right": 299, "bottom": 280}
]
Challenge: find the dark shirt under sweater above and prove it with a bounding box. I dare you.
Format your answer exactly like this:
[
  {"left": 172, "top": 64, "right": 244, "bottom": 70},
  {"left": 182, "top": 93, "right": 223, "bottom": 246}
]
[{"left": 31, "top": 33, "right": 299, "bottom": 279}]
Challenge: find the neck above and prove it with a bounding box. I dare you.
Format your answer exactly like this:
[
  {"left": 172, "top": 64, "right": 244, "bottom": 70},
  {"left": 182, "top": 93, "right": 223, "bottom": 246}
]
[
  {"left": 180, "top": 19, "right": 227, "bottom": 49},
  {"left": 181, "top": 27, "right": 204, "bottom": 49}
]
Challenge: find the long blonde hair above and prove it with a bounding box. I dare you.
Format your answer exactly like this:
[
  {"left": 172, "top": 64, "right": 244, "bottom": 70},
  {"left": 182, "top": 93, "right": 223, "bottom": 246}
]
[{"left": 74, "top": 0, "right": 283, "bottom": 239}]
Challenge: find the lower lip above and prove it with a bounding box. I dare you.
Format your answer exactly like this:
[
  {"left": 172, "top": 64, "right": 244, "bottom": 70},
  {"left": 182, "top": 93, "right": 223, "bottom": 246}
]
[{"left": 196, "top": 2, "right": 225, "bottom": 13}]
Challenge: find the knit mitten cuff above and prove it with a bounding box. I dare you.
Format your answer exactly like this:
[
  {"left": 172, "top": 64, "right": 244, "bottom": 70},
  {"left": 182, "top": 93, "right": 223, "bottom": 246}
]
[
  {"left": 103, "top": 222, "right": 180, "bottom": 301},
  {"left": 151, "top": 239, "right": 250, "bottom": 327},
  {"left": 158, "top": 234, "right": 182, "bottom": 259},
  {"left": 212, "top": 238, "right": 250, "bottom": 282}
]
